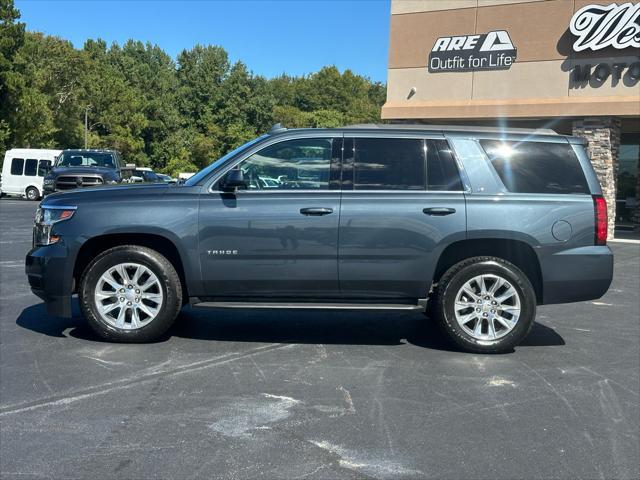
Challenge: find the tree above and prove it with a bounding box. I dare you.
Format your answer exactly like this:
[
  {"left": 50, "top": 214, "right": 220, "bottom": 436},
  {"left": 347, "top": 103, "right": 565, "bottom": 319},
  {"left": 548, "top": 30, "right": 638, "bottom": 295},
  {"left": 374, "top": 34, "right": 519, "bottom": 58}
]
[
  {"left": 1, "top": 2, "right": 386, "bottom": 175},
  {"left": 0, "top": 0, "right": 25, "bottom": 153}
]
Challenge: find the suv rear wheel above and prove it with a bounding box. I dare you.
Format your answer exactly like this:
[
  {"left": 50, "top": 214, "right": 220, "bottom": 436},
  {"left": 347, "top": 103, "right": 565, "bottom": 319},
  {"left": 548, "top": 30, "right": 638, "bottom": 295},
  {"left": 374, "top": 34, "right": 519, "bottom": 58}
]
[
  {"left": 79, "top": 245, "right": 182, "bottom": 342},
  {"left": 433, "top": 256, "right": 536, "bottom": 354}
]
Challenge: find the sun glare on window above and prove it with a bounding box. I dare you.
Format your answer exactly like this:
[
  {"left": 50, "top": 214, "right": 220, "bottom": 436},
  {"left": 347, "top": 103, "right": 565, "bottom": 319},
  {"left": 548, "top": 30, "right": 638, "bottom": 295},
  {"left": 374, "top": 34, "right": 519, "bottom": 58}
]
[{"left": 491, "top": 143, "right": 515, "bottom": 158}]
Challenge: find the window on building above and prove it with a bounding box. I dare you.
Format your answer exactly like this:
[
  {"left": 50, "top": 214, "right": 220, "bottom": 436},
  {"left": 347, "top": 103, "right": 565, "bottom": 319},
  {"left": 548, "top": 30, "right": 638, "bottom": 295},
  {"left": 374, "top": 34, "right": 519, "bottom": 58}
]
[
  {"left": 24, "top": 159, "right": 38, "bottom": 176},
  {"left": 353, "top": 138, "right": 425, "bottom": 190},
  {"left": 616, "top": 133, "right": 639, "bottom": 224},
  {"left": 480, "top": 140, "right": 589, "bottom": 194},
  {"left": 427, "top": 140, "right": 464, "bottom": 191},
  {"left": 239, "top": 138, "right": 333, "bottom": 190},
  {"left": 10, "top": 158, "right": 24, "bottom": 176}
]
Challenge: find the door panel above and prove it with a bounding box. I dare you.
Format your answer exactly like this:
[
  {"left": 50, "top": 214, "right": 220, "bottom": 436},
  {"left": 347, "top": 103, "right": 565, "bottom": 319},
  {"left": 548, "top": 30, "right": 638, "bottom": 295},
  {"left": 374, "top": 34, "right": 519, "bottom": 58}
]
[
  {"left": 199, "top": 192, "right": 340, "bottom": 296},
  {"left": 198, "top": 136, "right": 342, "bottom": 298},
  {"left": 338, "top": 137, "right": 467, "bottom": 299},
  {"left": 338, "top": 192, "right": 466, "bottom": 298}
]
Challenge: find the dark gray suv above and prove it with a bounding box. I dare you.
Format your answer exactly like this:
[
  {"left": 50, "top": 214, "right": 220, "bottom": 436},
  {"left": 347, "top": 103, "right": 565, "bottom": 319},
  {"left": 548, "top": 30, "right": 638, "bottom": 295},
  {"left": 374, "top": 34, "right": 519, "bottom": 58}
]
[{"left": 25, "top": 125, "right": 613, "bottom": 353}]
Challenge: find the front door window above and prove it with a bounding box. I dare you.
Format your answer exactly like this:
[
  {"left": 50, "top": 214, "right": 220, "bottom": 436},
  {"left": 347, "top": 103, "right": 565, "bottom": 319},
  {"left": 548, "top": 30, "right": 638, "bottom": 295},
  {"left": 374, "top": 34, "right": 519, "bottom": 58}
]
[{"left": 238, "top": 138, "right": 334, "bottom": 190}]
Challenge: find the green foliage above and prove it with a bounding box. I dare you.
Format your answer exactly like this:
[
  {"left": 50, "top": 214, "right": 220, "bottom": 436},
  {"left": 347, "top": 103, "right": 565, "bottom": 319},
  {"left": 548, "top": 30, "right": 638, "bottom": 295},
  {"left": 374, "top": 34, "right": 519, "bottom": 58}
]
[
  {"left": 163, "top": 155, "right": 198, "bottom": 179},
  {"left": 0, "top": 0, "right": 24, "bottom": 154},
  {"left": 0, "top": 0, "right": 385, "bottom": 174}
]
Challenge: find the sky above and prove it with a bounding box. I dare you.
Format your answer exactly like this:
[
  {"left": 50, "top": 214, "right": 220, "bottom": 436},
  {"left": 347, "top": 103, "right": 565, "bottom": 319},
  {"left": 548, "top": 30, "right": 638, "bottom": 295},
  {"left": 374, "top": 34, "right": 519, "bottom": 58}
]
[{"left": 15, "top": 0, "right": 391, "bottom": 82}]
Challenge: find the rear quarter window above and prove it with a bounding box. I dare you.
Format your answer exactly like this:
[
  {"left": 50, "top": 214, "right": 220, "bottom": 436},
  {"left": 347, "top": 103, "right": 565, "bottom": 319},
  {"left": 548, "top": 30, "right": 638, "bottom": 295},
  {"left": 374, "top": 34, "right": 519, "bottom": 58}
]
[{"left": 480, "top": 140, "right": 590, "bottom": 194}]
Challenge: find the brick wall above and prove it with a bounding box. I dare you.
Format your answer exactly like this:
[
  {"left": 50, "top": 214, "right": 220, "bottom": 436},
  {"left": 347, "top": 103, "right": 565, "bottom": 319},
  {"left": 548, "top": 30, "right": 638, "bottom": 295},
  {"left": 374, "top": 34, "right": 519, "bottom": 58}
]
[{"left": 572, "top": 117, "right": 621, "bottom": 240}]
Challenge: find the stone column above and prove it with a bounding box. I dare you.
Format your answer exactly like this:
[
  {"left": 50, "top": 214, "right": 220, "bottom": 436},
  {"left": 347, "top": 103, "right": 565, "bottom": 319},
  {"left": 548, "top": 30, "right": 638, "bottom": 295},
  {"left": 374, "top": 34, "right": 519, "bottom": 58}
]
[{"left": 572, "top": 117, "right": 621, "bottom": 239}]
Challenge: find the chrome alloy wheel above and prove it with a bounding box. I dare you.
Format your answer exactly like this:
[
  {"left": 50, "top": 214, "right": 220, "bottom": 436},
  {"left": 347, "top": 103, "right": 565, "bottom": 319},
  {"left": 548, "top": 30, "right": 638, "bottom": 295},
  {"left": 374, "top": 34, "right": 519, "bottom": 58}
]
[
  {"left": 453, "top": 274, "right": 521, "bottom": 341},
  {"left": 94, "top": 263, "right": 164, "bottom": 330}
]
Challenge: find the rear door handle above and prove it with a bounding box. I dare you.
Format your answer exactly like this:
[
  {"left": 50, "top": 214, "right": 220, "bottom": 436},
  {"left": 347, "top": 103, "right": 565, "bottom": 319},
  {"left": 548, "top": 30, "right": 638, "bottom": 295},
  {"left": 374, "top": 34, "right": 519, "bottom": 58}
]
[
  {"left": 300, "top": 207, "right": 333, "bottom": 216},
  {"left": 423, "top": 207, "right": 456, "bottom": 216}
]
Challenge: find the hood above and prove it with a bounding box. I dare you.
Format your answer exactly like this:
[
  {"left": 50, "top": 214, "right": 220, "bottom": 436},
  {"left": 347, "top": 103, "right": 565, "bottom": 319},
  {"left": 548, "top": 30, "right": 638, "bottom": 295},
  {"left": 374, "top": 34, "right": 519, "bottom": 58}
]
[
  {"left": 47, "top": 166, "right": 117, "bottom": 177},
  {"left": 40, "top": 182, "right": 179, "bottom": 207}
]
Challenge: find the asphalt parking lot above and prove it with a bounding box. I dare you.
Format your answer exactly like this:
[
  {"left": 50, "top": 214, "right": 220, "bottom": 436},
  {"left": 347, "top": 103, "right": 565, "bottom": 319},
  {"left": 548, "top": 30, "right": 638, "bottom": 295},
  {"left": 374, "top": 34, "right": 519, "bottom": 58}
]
[{"left": 1, "top": 197, "right": 638, "bottom": 480}]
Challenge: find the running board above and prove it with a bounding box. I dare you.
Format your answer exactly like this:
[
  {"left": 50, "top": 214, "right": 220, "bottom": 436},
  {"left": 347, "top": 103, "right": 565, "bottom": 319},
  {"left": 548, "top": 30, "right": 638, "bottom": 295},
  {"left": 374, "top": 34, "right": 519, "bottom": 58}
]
[{"left": 192, "top": 301, "right": 425, "bottom": 311}]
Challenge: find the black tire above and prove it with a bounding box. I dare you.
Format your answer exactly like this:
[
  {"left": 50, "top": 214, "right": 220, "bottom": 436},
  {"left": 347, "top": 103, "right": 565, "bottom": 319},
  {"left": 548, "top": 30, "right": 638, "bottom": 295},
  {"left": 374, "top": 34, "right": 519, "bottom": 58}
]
[
  {"left": 79, "top": 245, "right": 183, "bottom": 342},
  {"left": 25, "top": 187, "right": 40, "bottom": 201},
  {"left": 433, "top": 256, "right": 536, "bottom": 354}
]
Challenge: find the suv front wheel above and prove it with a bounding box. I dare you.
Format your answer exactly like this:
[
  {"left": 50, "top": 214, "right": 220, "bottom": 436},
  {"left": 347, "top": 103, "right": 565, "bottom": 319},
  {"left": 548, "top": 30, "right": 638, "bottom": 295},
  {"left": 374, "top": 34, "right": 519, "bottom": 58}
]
[
  {"left": 433, "top": 256, "right": 536, "bottom": 354},
  {"left": 79, "top": 245, "right": 183, "bottom": 342}
]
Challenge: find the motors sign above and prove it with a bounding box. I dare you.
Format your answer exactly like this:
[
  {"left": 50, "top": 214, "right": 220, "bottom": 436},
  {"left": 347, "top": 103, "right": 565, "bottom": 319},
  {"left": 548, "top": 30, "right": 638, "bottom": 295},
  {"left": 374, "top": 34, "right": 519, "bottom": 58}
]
[
  {"left": 570, "top": 2, "right": 640, "bottom": 52},
  {"left": 428, "top": 30, "right": 517, "bottom": 73}
]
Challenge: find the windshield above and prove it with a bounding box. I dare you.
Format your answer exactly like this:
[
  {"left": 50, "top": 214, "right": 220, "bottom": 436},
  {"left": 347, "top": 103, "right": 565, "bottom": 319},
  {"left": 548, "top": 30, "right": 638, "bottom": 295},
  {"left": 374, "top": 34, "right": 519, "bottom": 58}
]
[
  {"left": 184, "top": 135, "right": 268, "bottom": 186},
  {"left": 56, "top": 152, "right": 115, "bottom": 169}
]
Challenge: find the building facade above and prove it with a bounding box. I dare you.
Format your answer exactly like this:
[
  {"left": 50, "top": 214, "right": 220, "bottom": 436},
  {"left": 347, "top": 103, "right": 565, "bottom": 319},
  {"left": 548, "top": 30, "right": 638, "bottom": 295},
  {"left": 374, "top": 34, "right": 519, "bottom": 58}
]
[{"left": 383, "top": 0, "right": 640, "bottom": 237}]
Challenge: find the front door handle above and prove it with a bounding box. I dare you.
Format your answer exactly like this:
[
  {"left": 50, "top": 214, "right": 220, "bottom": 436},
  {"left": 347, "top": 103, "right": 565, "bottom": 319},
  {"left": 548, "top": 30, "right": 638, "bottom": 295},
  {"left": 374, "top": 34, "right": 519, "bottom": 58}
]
[
  {"left": 423, "top": 207, "right": 456, "bottom": 216},
  {"left": 300, "top": 207, "right": 334, "bottom": 216}
]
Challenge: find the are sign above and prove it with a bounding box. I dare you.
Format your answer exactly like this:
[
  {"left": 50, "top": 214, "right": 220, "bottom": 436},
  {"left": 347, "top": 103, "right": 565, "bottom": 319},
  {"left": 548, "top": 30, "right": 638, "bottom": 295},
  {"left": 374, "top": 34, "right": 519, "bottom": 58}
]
[
  {"left": 428, "top": 30, "right": 517, "bottom": 73},
  {"left": 570, "top": 2, "right": 640, "bottom": 51}
]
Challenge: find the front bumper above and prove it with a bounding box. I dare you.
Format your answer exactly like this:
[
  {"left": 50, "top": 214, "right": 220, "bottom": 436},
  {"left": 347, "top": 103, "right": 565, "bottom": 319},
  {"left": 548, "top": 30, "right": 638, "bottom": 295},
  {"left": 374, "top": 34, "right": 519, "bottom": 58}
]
[
  {"left": 540, "top": 245, "right": 614, "bottom": 304},
  {"left": 25, "top": 242, "right": 75, "bottom": 318}
]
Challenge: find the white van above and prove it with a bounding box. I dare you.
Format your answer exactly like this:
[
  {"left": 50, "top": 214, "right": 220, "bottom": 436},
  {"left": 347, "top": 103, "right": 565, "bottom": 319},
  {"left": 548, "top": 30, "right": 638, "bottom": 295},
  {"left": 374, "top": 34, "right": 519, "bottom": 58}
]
[{"left": 1, "top": 149, "right": 62, "bottom": 200}]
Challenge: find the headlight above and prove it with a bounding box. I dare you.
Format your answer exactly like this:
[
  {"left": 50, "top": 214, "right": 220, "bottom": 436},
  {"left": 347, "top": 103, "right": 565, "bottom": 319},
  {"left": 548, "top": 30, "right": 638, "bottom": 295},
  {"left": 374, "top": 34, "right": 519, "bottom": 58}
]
[
  {"left": 33, "top": 206, "right": 76, "bottom": 246},
  {"left": 106, "top": 180, "right": 118, "bottom": 184},
  {"left": 43, "top": 178, "right": 55, "bottom": 185}
]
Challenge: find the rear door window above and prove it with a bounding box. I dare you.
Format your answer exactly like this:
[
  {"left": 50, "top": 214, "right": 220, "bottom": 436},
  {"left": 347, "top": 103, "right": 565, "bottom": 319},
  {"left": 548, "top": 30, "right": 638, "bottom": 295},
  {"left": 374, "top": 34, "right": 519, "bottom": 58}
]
[
  {"left": 480, "top": 140, "right": 589, "bottom": 194},
  {"left": 353, "top": 138, "right": 425, "bottom": 190},
  {"left": 24, "top": 159, "right": 37, "bottom": 176},
  {"left": 427, "top": 140, "right": 464, "bottom": 191},
  {"left": 10, "top": 158, "right": 24, "bottom": 175}
]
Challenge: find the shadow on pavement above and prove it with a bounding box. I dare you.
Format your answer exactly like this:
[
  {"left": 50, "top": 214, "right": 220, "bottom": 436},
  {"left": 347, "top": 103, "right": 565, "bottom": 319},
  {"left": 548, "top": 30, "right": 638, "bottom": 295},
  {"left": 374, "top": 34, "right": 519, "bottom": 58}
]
[{"left": 16, "top": 301, "right": 565, "bottom": 352}]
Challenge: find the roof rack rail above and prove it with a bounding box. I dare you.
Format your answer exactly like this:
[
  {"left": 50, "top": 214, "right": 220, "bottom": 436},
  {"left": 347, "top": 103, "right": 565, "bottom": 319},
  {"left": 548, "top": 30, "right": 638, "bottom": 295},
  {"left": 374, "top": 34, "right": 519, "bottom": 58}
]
[{"left": 345, "top": 123, "right": 558, "bottom": 135}]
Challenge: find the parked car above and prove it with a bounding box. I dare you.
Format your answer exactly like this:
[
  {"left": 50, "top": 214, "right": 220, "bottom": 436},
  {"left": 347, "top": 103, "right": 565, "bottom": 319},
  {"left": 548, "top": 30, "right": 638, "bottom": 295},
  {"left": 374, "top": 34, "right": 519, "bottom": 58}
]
[
  {"left": 26, "top": 124, "right": 613, "bottom": 353},
  {"left": 1, "top": 149, "right": 61, "bottom": 200},
  {"left": 156, "top": 173, "right": 177, "bottom": 184},
  {"left": 42, "top": 149, "right": 126, "bottom": 195},
  {"left": 128, "top": 167, "right": 164, "bottom": 184}
]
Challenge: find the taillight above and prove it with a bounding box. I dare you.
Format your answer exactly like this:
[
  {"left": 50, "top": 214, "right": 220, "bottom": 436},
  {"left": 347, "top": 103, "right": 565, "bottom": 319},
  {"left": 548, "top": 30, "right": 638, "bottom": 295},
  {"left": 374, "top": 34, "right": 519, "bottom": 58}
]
[{"left": 593, "top": 195, "right": 607, "bottom": 245}]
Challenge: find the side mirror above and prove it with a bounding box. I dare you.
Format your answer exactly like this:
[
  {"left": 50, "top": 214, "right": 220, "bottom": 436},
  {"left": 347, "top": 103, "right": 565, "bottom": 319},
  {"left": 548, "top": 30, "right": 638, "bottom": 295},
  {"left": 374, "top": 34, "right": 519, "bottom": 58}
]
[{"left": 222, "top": 169, "right": 248, "bottom": 191}]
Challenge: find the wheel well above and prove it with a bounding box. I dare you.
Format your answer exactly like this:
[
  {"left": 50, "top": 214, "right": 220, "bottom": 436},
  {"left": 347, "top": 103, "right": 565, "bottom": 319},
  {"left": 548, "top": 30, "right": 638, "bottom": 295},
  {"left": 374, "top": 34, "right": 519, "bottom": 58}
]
[
  {"left": 433, "top": 239, "right": 543, "bottom": 303},
  {"left": 73, "top": 233, "right": 188, "bottom": 301}
]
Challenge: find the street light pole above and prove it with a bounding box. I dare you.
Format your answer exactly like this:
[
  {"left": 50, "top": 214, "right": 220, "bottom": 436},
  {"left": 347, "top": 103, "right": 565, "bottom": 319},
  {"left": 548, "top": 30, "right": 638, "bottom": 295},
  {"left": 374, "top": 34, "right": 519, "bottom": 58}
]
[{"left": 84, "top": 106, "right": 91, "bottom": 149}]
